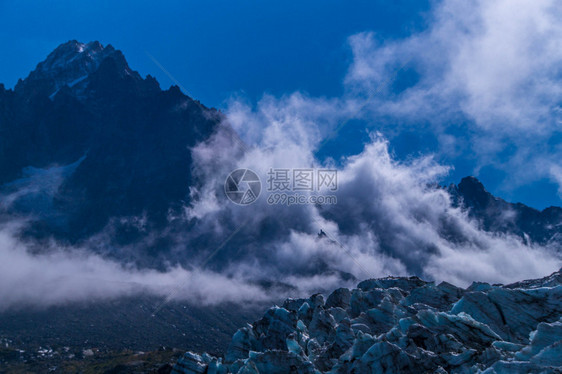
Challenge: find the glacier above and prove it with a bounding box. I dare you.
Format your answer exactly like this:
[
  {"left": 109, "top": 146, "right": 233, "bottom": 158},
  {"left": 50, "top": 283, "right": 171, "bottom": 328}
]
[{"left": 172, "top": 269, "right": 562, "bottom": 373}]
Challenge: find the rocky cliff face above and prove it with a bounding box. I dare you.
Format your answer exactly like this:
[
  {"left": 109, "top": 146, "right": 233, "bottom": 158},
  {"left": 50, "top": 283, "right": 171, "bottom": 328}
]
[
  {"left": 173, "top": 270, "right": 562, "bottom": 373},
  {"left": 0, "top": 41, "right": 222, "bottom": 249}
]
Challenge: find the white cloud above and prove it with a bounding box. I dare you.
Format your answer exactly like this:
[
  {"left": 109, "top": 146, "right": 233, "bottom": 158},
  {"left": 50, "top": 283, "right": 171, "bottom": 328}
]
[
  {"left": 550, "top": 164, "right": 562, "bottom": 197},
  {"left": 2, "top": 90, "right": 560, "bottom": 309},
  {"left": 0, "top": 222, "right": 271, "bottom": 311},
  {"left": 345, "top": 0, "right": 562, "bottom": 190},
  {"left": 184, "top": 94, "right": 561, "bottom": 292}
]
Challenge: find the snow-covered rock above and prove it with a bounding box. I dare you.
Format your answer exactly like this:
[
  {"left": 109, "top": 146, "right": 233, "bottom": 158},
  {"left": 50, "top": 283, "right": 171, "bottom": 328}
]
[
  {"left": 15, "top": 40, "right": 137, "bottom": 100},
  {"left": 172, "top": 269, "right": 562, "bottom": 373}
]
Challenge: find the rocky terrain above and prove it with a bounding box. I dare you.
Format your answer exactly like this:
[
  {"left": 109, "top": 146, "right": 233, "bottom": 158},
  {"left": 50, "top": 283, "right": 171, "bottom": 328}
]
[
  {"left": 449, "top": 177, "right": 562, "bottom": 246},
  {"left": 0, "top": 298, "right": 262, "bottom": 374},
  {"left": 173, "top": 270, "right": 562, "bottom": 373}
]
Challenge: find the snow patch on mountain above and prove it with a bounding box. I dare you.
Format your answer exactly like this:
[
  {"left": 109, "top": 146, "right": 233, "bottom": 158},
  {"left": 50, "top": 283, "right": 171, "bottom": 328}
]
[{"left": 15, "top": 40, "right": 134, "bottom": 98}]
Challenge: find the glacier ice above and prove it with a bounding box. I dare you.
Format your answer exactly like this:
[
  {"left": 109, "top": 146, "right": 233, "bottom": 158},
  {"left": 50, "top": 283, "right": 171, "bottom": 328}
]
[{"left": 172, "top": 270, "right": 562, "bottom": 373}]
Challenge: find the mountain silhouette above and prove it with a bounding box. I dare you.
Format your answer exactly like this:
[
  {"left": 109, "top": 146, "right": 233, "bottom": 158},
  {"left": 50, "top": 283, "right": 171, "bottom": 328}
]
[{"left": 0, "top": 41, "right": 223, "bottom": 246}]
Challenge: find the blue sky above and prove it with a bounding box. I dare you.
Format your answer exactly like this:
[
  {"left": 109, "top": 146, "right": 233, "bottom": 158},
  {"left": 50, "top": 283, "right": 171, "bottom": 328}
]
[
  {"left": 1, "top": 0, "right": 561, "bottom": 209},
  {"left": 0, "top": 0, "right": 430, "bottom": 103}
]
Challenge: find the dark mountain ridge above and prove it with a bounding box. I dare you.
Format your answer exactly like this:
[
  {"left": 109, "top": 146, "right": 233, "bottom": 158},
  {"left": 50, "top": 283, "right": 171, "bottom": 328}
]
[
  {"left": 449, "top": 176, "right": 562, "bottom": 245},
  {"left": 0, "top": 41, "right": 223, "bottom": 247},
  {"left": 0, "top": 40, "right": 560, "bottom": 260}
]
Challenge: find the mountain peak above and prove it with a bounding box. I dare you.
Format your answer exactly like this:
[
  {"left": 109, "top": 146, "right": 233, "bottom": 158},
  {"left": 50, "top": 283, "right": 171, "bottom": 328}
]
[
  {"left": 458, "top": 176, "right": 486, "bottom": 193},
  {"left": 38, "top": 40, "right": 116, "bottom": 71},
  {"left": 453, "top": 176, "right": 496, "bottom": 212},
  {"left": 15, "top": 40, "right": 132, "bottom": 98}
]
